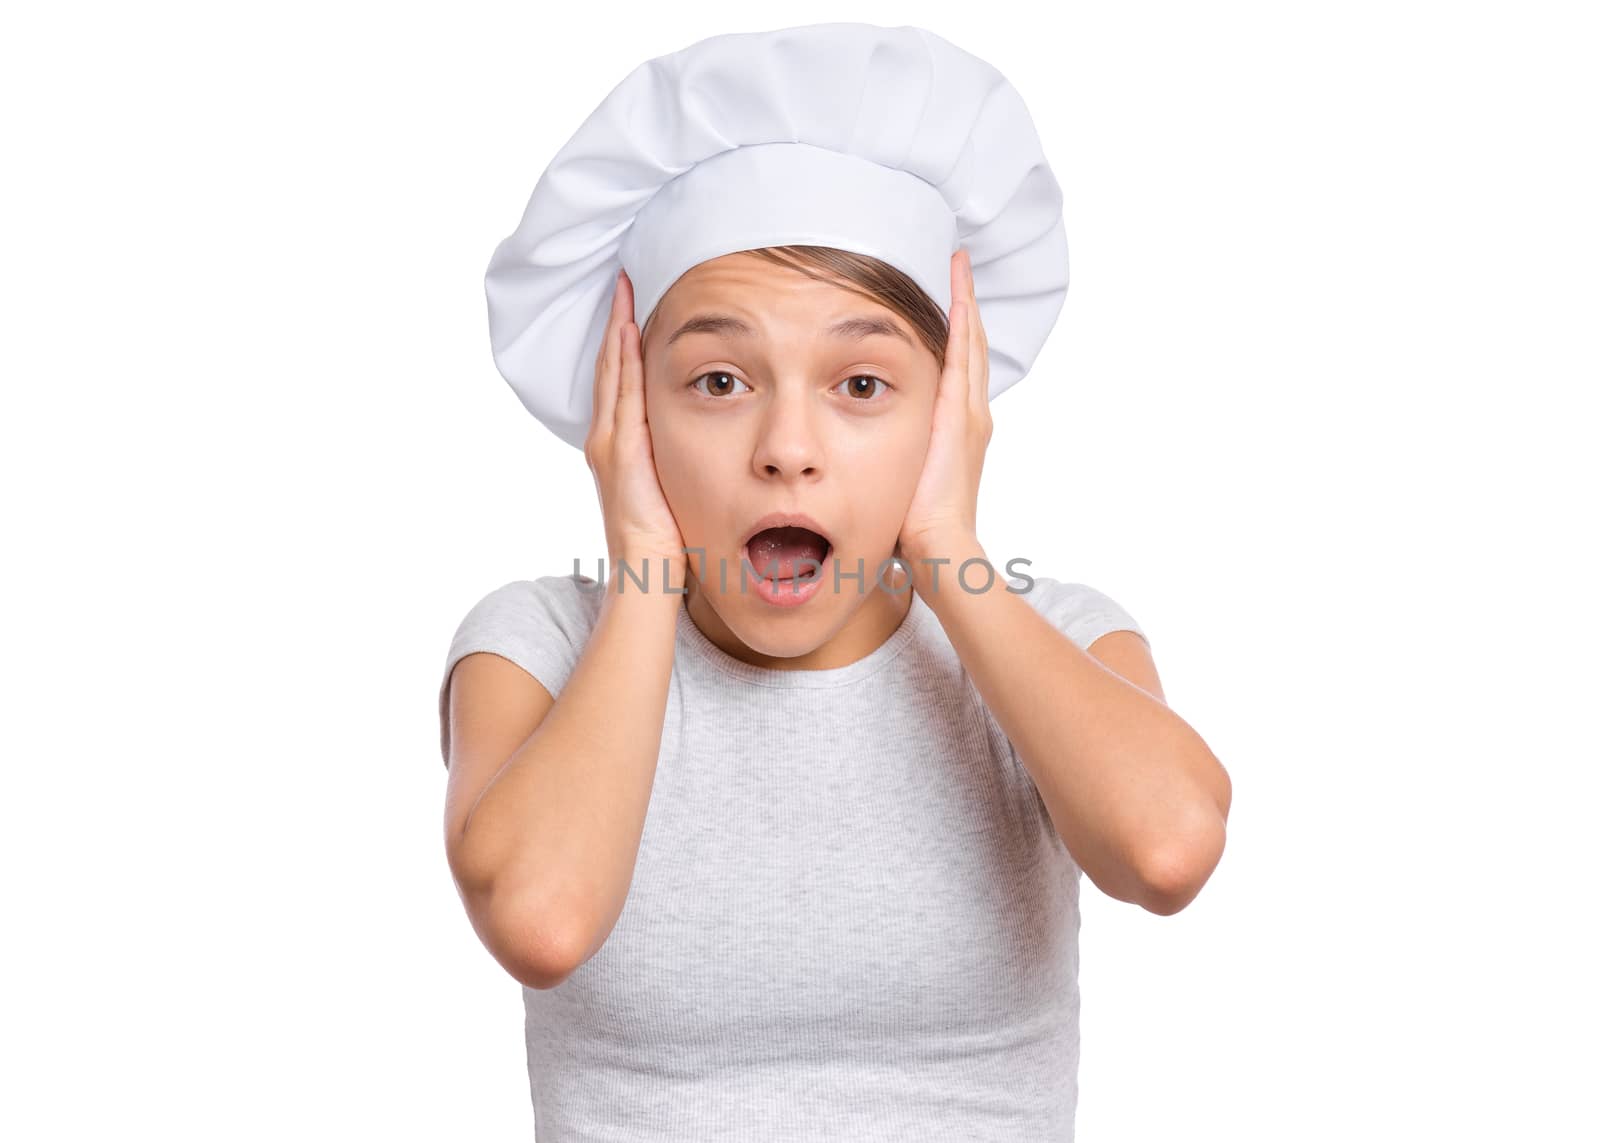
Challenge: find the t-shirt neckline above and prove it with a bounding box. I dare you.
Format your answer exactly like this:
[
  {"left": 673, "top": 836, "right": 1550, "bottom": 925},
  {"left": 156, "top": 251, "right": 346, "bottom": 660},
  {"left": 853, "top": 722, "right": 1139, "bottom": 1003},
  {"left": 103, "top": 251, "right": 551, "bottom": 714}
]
[{"left": 675, "top": 589, "right": 930, "bottom": 688}]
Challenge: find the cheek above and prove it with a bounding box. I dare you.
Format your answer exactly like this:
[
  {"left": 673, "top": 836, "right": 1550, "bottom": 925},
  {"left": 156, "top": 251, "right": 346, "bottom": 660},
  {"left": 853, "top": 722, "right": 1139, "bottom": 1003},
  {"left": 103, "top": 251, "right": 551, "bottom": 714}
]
[
  {"left": 641, "top": 392, "right": 714, "bottom": 533},
  {"left": 836, "top": 423, "right": 929, "bottom": 531}
]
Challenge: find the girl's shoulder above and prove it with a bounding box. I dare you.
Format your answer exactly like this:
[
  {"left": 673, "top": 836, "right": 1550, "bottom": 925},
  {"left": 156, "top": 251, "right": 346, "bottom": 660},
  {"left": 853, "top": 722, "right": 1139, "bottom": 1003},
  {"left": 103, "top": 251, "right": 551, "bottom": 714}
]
[
  {"left": 452, "top": 571, "right": 604, "bottom": 638},
  {"left": 437, "top": 573, "right": 607, "bottom": 748},
  {"left": 1007, "top": 573, "right": 1150, "bottom": 651}
]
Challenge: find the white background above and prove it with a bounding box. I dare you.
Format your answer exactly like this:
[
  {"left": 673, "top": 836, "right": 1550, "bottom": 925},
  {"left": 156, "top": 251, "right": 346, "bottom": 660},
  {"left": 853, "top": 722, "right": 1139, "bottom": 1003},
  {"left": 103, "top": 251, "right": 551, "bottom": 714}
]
[{"left": 4, "top": 1, "right": 1595, "bottom": 1138}]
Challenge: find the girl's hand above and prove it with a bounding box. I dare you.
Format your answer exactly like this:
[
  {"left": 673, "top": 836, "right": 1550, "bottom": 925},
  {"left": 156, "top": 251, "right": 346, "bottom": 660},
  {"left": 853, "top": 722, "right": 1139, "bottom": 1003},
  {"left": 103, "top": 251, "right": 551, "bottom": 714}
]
[
  {"left": 897, "top": 248, "right": 993, "bottom": 567},
  {"left": 585, "top": 269, "right": 686, "bottom": 573}
]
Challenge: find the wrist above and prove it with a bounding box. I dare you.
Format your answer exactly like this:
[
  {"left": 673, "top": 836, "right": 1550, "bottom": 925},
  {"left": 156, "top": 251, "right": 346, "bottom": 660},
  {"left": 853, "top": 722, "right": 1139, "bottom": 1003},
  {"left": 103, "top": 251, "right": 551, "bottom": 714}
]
[
  {"left": 900, "top": 534, "right": 987, "bottom": 599},
  {"left": 608, "top": 548, "right": 687, "bottom": 593},
  {"left": 899, "top": 530, "right": 984, "bottom": 573}
]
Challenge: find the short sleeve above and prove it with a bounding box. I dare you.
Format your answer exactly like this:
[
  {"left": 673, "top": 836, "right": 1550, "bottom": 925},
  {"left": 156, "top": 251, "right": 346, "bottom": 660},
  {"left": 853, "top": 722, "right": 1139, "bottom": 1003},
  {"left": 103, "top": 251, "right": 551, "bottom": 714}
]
[
  {"left": 436, "top": 573, "right": 603, "bottom": 768},
  {"left": 1010, "top": 574, "right": 1150, "bottom": 653}
]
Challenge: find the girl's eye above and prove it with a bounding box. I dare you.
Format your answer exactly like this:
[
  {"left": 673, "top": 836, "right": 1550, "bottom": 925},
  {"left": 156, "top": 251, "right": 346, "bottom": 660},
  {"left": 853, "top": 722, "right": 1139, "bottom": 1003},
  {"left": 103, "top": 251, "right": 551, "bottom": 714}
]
[
  {"left": 836, "top": 374, "right": 889, "bottom": 400},
  {"left": 688, "top": 372, "right": 891, "bottom": 400},
  {"left": 690, "top": 371, "right": 751, "bottom": 398}
]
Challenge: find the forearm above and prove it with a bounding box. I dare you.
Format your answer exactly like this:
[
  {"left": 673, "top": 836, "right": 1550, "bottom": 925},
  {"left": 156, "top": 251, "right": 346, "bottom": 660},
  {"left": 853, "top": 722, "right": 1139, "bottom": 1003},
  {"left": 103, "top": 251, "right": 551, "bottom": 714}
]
[
  {"left": 908, "top": 539, "right": 1226, "bottom": 910},
  {"left": 457, "top": 555, "right": 682, "bottom": 962}
]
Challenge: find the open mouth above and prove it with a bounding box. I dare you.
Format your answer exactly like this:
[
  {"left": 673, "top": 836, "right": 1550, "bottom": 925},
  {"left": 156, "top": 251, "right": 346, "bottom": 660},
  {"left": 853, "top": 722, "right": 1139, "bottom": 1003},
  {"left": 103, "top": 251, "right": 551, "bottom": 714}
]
[{"left": 741, "top": 524, "right": 833, "bottom": 582}]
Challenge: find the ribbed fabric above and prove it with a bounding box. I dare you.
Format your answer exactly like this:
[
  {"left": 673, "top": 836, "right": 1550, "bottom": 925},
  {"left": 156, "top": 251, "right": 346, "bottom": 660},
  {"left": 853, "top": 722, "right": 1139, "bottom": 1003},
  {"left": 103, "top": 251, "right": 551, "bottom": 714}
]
[{"left": 437, "top": 573, "right": 1148, "bottom": 1141}]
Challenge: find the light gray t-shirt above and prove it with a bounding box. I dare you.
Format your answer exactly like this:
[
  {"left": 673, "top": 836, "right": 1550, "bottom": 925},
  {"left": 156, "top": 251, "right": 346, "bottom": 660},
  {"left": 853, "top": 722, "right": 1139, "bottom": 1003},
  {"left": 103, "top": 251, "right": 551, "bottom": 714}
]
[{"left": 437, "top": 571, "right": 1148, "bottom": 1141}]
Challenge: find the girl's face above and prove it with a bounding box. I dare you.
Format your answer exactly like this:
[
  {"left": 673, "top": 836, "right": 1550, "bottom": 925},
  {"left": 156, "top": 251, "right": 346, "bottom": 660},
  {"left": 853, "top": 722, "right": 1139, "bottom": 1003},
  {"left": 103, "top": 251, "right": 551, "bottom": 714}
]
[{"left": 639, "top": 252, "right": 942, "bottom": 665}]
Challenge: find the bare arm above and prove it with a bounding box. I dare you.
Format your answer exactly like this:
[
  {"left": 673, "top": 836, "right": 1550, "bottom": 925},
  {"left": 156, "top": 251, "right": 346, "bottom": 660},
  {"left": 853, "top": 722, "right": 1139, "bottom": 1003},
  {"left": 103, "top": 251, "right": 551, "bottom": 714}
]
[
  {"left": 907, "top": 541, "right": 1231, "bottom": 916},
  {"left": 443, "top": 559, "right": 681, "bottom": 989},
  {"left": 442, "top": 266, "right": 685, "bottom": 988}
]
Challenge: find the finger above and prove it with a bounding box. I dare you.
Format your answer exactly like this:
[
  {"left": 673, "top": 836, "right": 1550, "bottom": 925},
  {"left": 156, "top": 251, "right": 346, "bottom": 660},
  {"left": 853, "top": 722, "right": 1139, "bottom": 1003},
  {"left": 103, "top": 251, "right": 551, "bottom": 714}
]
[
  {"left": 592, "top": 270, "right": 628, "bottom": 432},
  {"left": 592, "top": 320, "right": 622, "bottom": 434},
  {"left": 961, "top": 249, "right": 989, "bottom": 415},
  {"left": 943, "top": 254, "right": 972, "bottom": 412},
  {"left": 615, "top": 316, "right": 645, "bottom": 433},
  {"left": 597, "top": 270, "right": 626, "bottom": 378},
  {"left": 942, "top": 296, "right": 971, "bottom": 418}
]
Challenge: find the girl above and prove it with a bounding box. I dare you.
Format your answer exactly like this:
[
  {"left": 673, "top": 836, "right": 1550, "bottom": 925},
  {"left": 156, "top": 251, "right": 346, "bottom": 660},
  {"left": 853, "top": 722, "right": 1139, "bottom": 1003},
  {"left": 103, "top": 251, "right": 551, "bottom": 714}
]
[{"left": 438, "top": 22, "right": 1230, "bottom": 1141}]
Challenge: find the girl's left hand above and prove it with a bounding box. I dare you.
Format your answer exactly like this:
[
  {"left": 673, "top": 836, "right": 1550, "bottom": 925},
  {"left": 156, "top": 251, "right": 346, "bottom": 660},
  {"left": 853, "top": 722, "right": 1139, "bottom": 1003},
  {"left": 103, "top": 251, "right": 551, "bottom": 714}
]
[{"left": 897, "top": 247, "right": 992, "bottom": 566}]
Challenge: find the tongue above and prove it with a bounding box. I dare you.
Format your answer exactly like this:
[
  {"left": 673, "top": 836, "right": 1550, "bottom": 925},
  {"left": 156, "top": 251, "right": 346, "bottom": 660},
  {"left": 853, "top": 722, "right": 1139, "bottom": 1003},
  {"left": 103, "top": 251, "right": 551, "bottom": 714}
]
[{"left": 746, "top": 526, "right": 828, "bottom": 580}]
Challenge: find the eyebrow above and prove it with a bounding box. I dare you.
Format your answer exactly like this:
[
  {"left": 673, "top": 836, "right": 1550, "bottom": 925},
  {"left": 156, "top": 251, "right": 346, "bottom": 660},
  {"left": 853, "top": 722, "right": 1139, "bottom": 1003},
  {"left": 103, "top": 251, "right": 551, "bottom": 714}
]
[{"left": 665, "top": 312, "right": 914, "bottom": 348}]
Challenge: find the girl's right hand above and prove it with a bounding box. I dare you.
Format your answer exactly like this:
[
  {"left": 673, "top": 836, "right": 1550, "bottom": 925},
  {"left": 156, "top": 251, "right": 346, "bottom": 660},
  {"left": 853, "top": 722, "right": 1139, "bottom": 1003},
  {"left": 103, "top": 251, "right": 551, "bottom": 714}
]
[{"left": 585, "top": 268, "right": 686, "bottom": 575}]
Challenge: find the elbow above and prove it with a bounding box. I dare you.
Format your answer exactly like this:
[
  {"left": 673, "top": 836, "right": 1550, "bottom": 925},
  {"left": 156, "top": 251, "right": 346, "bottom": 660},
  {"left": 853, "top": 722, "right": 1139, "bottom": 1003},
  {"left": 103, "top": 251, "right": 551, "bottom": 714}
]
[
  {"left": 1135, "top": 810, "right": 1227, "bottom": 916},
  {"left": 446, "top": 825, "right": 590, "bottom": 989},
  {"left": 511, "top": 942, "right": 582, "bottom": 992},
  {"left": 458, "top": 873, "right": 593, "bottom": 991},
  {"left": 1137, "top": 874, "right": 1201, "bottom": 917},
  {"left": 502, "top": 906, "right": 592, "bottom": 991}
]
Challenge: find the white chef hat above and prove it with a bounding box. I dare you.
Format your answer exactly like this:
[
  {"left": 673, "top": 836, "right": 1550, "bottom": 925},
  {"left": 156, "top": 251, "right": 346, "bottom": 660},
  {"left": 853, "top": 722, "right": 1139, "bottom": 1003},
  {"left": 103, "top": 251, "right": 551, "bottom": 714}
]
[{"left": 484, "top": 21, "right": 1070, "bottom": 451}]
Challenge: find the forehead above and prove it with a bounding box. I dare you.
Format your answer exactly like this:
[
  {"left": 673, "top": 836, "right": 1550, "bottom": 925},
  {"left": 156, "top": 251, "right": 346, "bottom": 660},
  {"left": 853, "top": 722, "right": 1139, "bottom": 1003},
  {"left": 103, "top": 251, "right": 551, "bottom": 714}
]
[
  {"left": 653, "top": 253, "right": 914, "bottom": 347},
  {"left": 666, "top": 252, "right": 859, "bottom": 307}
]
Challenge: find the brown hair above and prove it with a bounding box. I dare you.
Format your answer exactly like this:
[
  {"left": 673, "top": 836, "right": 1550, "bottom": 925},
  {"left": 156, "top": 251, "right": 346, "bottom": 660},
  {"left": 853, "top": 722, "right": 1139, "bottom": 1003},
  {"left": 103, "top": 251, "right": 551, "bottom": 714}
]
[{"left": 641, "top": 245, "right": 948, "bottom": 372}]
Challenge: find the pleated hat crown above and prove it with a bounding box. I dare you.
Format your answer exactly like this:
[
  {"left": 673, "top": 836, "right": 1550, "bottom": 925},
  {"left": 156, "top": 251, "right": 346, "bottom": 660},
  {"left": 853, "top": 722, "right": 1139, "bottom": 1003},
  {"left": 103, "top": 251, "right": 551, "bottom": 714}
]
[{"left": 484, "top": 21, "right": 1070, "bottom": 450}]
